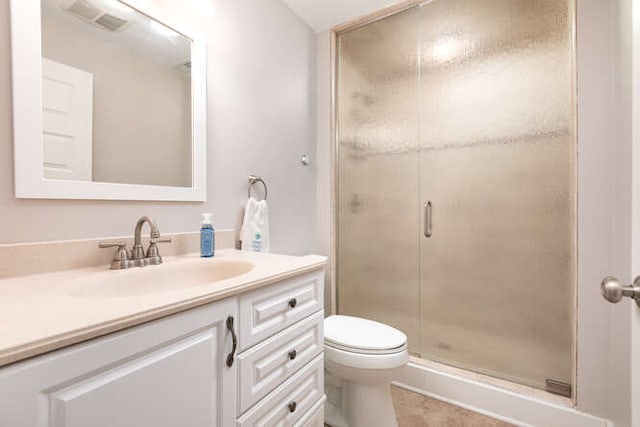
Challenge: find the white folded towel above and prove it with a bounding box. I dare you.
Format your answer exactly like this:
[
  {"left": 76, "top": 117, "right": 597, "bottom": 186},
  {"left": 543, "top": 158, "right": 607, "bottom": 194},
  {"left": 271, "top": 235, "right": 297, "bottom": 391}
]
[{"left": 240, "top": 197, "right": 269, "bottom": 253}]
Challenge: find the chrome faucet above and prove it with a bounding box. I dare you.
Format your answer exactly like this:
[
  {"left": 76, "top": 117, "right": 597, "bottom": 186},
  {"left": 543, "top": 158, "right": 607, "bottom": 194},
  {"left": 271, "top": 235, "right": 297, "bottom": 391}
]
[{"left": 99, "top": 216, "right": 172, "bottom": 269}]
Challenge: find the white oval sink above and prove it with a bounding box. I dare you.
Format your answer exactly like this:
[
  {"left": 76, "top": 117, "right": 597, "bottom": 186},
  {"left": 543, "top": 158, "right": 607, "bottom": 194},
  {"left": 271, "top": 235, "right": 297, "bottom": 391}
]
[{"left": 70, "top": 258, "right": 254, "bottom": 298}]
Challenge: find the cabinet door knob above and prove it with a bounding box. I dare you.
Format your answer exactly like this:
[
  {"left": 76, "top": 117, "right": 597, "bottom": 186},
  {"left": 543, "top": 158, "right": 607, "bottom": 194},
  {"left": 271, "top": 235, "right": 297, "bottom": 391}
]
[
  {"left": 288, "top": 401, "right": 297, "bottom": 413},
  {"left": 288, "top": 298, "right": 297, "bottom": 308},
  {"left": 288, "top": 349, "right": 297, "bottom": 360}
]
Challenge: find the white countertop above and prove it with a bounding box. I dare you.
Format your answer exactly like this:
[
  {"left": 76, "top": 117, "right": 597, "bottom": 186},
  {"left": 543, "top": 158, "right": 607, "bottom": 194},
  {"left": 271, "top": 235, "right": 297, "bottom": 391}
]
[{"left": 0, "top": 250, "right": 327, "bottom": 367}]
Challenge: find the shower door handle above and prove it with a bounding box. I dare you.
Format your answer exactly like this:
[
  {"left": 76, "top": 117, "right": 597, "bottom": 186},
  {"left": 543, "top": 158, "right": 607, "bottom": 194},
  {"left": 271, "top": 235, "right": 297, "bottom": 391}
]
[
  {"left": 424, "top": 201, "right": 432, "bottom": 238},
  {"left": 601, "top": 276, "right": 640, "bottom": 306}
]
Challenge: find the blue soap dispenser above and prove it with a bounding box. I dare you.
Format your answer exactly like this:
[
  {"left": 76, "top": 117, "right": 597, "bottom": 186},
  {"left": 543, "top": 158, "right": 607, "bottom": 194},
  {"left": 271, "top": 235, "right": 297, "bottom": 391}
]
[{"left": 200, "top": 213, "right": 215, "bottom": 257}]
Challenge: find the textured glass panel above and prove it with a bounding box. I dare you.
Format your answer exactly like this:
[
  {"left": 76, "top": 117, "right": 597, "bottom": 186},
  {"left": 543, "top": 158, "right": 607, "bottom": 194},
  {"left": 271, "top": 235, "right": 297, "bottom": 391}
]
[
  {"left": 418, "top": 0, "right": 575, "bottom": 390},
  {"left": 336, "top": 0, "right": 575, "bottom": 392},
  {"left": 337, "top": 8, "right": 421, "bottom": 349}
]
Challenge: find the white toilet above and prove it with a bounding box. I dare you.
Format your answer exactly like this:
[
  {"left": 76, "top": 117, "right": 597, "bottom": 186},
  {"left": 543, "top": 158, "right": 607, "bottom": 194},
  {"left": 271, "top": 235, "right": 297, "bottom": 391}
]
[{"left": 323, "top": 315, "right": 408, "bottom": 427}]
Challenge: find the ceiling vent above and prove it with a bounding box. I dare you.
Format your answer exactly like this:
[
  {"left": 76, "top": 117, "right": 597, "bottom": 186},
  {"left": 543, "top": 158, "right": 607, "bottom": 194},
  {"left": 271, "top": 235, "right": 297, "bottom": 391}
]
[
  {"left": 62, "top": 0, "right": 131, "bottom": 32},
  {"left": 94, "top": 13, "right": 128, "bottom": 31}
]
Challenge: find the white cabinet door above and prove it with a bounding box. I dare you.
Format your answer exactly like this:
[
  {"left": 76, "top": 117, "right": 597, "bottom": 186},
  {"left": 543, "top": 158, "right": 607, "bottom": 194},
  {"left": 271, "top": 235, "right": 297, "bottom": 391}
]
[{"left": 0, "top": 298, "right": 237, "bottom": 427}]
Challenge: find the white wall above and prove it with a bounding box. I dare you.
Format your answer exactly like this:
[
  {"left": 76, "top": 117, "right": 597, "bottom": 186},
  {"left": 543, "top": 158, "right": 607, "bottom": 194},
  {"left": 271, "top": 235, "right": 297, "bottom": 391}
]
[
  {"left": 575, "top": 0, "right": 623, "bottom": 422},
  {"left": 607, "top": 0, "right": 633, "bottom": 425},
  {"left": 315, "top": 30, "right": 333, "bottom": 311},
  {"left": 630, "top": 0, "right": 640, "bottom": 424},
  {"left": 1, "top": 0, "right": 317, "bottom": 256},
  {"left": 577, "top": 0, "right": 635, "bottom": 424}
]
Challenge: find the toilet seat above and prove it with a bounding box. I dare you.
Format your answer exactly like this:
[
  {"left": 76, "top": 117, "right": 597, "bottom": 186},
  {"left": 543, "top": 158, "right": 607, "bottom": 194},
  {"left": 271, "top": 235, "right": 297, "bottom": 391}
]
[
  {"left": 324, "top": 343, "right": 409, "bottom": 370},
  {"left": 324, "top": 339, "right": 406, "bottom": 355},
  {"left": 324, "top": 315, "right": 408, "bottom": 359}
]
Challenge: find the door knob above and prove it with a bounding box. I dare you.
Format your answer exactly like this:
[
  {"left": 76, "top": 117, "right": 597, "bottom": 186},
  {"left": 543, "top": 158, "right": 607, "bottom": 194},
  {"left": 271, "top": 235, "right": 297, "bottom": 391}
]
[{"left": 601, "top": 276, "right": 640, "bottom": 306}]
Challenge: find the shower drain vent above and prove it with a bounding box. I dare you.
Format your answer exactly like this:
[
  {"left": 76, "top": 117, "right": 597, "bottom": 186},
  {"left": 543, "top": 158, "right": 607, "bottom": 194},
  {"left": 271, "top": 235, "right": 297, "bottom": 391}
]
[{"left": 545, "top": 379, "right": 572, "bottom": 398}]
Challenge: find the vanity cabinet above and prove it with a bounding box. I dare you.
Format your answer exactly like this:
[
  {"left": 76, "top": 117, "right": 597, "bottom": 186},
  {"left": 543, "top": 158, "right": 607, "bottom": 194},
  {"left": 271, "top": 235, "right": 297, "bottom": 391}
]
[
  {"left": 0, "top": 269, "right": 325, "bottom": 427},
  {"left": 236, "top": 270, "right": 325, "bottom": 426},
  {"left": 0, "top": 298, "right": 238, "bottom": 427}
]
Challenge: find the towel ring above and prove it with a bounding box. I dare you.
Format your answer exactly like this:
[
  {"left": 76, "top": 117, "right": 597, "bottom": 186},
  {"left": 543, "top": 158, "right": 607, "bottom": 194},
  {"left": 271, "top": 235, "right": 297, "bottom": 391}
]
[{"left": 248, "top": 175, "right": 267, "bottom": 200}]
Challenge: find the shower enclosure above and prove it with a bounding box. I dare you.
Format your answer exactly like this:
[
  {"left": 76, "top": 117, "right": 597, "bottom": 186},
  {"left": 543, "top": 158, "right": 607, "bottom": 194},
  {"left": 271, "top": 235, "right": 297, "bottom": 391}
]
[{"left": 336, "top": 0, "right": 575, "bottom": 394}]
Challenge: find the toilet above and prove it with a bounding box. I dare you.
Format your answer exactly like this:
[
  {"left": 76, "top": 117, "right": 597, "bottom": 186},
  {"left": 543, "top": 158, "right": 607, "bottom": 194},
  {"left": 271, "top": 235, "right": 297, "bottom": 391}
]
[{"left": 323, "top": 315, "right": 408, "bottom": 427}]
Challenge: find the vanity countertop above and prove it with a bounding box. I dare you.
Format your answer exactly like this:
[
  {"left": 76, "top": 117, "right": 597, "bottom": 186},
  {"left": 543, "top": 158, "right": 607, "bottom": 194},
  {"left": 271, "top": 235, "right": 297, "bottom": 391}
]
[{"left": 0, "top": 250, "right": 327, "bottom": 368}]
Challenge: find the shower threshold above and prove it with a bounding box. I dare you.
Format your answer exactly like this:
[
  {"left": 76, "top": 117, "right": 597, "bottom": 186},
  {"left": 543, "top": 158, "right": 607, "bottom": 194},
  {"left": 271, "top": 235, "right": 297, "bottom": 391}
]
[
  {"left": 391, "top": 357, "right": 608, "bottom": 427},
  {"left": 407, "top": 356, "right": 572, "bottom": 406}
]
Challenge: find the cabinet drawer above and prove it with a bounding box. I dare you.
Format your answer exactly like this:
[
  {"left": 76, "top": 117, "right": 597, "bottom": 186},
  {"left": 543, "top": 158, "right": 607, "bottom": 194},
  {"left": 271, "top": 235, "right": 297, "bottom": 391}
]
[
  {"left": 294, "top": 398, "right": 325, "bottom": 427},
  {"left": 237, "top": 354, "right": 324, "bottom": 427},
  {"left": 239, "top": 270, "right": 324, "bottom": 351},
  {"left": 238, "top": 311, "right": 323, "bottom": 414}
]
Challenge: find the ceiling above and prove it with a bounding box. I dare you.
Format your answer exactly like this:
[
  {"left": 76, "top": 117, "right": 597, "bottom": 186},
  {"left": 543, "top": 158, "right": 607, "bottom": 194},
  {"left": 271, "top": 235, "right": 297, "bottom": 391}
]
[
  {"left": 42, "top": 0, "right": 191, "bottom": 68},
  {"left": 279, "top": 0, "right": 404, "bottom": 33}
]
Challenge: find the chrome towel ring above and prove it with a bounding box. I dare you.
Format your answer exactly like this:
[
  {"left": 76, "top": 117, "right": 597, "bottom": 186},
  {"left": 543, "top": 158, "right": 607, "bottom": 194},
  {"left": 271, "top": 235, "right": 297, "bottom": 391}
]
[{"left": 248, "top": 175, "right": 267, "bottom": 200}]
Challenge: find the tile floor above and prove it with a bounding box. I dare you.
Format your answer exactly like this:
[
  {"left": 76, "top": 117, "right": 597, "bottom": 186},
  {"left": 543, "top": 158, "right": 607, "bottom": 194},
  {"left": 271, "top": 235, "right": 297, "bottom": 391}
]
[
  {"left": 390, "top": 386, "right": 514, "bottom": 427},
  {"left": 324, "top": 385, "right": 514, "bottom": 426}
]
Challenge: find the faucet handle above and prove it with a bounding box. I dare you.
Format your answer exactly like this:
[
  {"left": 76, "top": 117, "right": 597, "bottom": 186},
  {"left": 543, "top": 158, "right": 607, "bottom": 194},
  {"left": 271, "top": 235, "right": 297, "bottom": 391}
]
[
  {"left": 98, "top": 241, "right": 131, "bottom": 270},
  {"left": 98, "top": 241, "right": 127, "bottom": 249},
  {"left": 146, "top": 235, "right": 172, "bottom": 265},
  {"left": 149, "top": 235, "right": 172, "bottom": 244}
]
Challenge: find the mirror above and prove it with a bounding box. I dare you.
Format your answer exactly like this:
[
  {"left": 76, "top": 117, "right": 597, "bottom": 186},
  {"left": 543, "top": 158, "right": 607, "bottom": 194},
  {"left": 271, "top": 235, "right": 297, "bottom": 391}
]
[
  {"left": 40, "top": 0, "right": 192, "bottom": 187},
  {"left": 10, "top": 0, "right": 206, "bottom": 200}
]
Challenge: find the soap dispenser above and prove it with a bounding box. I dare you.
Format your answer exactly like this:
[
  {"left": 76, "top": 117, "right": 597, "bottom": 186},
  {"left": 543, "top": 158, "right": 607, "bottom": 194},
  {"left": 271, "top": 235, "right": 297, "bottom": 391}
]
[{"left": 200, "top": 213, "right": 215, "bottom": 257}]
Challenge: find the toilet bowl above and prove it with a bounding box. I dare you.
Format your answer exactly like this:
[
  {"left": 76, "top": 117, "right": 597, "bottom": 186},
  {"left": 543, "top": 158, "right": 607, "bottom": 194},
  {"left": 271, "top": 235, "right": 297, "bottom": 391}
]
[{"left": 324, "top": 315, "right": 408, "bottom": 427}]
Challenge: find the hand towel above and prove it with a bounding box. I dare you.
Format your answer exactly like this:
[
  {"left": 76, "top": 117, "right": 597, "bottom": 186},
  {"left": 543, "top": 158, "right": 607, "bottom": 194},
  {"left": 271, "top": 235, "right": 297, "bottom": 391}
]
[{"left": 240, "top": 197, "right": 269, "bottom": 253}]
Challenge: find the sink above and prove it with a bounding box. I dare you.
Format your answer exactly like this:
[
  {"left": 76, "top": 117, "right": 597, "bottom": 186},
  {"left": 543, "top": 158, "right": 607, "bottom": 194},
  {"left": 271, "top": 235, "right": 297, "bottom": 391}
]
[{"left": 70, "top": 258, "right": 254, "bottom": 298}]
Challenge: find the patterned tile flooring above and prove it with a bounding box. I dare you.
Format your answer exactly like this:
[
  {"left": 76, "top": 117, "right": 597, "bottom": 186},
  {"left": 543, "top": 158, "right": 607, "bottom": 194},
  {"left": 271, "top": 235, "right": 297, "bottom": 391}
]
[
  {"left": 390, "top": 386, "right": 514, "bottom": 427},
  {"left": 324, "top": 385, "right": 514, "bottom": 426}
]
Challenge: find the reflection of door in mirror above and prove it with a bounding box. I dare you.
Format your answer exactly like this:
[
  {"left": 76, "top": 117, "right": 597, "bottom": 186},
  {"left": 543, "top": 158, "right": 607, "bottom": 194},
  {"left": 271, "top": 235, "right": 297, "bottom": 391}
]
[
  {"left": 42, "top": 58, "right": 94, "bottom": 181},
  {"left": 40, "top": 0, "right": 193, "bottom": 188}
]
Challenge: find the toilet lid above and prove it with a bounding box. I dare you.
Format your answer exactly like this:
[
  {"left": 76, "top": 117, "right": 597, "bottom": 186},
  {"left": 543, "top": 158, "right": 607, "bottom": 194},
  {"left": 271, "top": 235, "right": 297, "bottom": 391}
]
[{"left": 324, "top": 315, "right": 407, "bottom": 353}]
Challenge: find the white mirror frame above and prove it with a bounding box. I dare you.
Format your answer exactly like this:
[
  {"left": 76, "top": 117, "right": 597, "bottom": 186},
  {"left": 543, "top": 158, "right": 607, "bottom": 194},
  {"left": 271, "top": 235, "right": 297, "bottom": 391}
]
[{"left": 9, "top": 0, "right": 207, "bottom": 201}]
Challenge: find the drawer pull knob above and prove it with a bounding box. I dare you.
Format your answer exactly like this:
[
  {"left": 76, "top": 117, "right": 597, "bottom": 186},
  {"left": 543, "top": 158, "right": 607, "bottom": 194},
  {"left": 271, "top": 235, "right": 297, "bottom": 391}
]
[
  {"left": 288, "top": 298, "right": 297, "bottom": 308},
  {"left": 226, "top": 316, "right": 237, "bottom": 367},
  {"left": 288, "top": 349, "right": 297, "bottom": 360},
  {"left": 288, "top": 401, "right": 297, "bottom": 413}
]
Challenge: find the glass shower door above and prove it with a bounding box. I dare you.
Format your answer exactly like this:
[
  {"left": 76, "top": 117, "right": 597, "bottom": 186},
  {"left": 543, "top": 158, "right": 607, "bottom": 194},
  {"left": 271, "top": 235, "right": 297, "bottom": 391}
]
[
  {"left": 417, "top": 0, "right": 575, "bottom": 390},
  {"left": 337, "top": 8, "right": 421, "bottom": 349}
]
